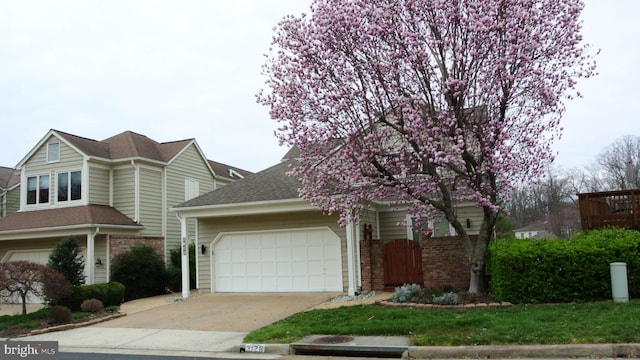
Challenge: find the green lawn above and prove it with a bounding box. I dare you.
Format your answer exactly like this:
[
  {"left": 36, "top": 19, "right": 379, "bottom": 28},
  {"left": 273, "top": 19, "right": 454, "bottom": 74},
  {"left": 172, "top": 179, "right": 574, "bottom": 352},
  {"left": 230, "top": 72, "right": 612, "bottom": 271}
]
[{"left": 244, "top": 300, "right": 640, "bottom": 346}]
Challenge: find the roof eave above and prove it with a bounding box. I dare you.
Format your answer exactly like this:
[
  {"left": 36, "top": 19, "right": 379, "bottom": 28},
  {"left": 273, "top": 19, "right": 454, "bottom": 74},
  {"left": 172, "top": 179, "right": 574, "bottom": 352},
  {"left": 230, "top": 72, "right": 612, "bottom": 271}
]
[
  {"left": 0, "top": 223, "right": 144, "bottom": 241},
  {"left": 172, "top": 198, "right": 316, "bottom": 218}
]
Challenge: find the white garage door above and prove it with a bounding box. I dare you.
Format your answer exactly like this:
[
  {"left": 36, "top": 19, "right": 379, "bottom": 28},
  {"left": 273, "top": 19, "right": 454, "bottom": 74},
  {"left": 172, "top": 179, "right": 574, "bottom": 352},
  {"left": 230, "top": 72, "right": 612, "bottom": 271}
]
[
  {"left": 214, "top": 228, "right": 343, "bottom": 292},
  {"left": 5, "top": 250, "right": 51, "bottom": 265},
  {"left": 2, "top": 250, "right": 52, "bottom": 304}
]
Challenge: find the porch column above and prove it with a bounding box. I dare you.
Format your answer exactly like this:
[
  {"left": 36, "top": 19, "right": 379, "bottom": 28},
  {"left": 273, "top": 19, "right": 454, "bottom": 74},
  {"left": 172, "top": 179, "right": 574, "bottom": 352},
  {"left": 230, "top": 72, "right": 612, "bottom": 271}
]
[
  {"left": 346, "top": 220, "right": 356, "bottom": 296},
  {"left": 86, "top": 230, "right": 96, "bottom": 285},
  {"left": 178, "top": 214, "right": 190, "bottom": 299}
]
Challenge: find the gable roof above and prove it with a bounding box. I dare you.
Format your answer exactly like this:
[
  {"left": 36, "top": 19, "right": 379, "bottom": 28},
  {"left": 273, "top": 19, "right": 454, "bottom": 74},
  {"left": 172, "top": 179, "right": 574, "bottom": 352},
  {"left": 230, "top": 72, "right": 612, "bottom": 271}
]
[
  {"left": 0, "top": 167, "right": 17, "bottom": 190},
  {"left": 208, "top": 160, "right": 253, "bottom": 181},
  {"left": 0, "top": 205, "right": 142, "bottom": 232},
  {"left": 55, "top": 129, "right": 194, "bottom": 162},
  {"left": 176, "top": 158, "right": 301, "bottom": 208}
]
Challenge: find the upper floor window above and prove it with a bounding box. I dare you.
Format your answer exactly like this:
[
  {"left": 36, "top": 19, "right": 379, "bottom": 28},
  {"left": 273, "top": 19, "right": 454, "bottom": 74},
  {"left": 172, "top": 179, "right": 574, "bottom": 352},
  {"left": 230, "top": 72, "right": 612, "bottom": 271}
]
[
  {"left": 27, "top": 175, "right": 50, "bottom": 205},
  {"left": 58, "top": 171, "right": 82, "bottom": 202},
  {"left": 185, "top": 178, "right": 199, "bottom": 201},
  {"left": 47, "top": 143, "right": 60, "bottom": 163}
]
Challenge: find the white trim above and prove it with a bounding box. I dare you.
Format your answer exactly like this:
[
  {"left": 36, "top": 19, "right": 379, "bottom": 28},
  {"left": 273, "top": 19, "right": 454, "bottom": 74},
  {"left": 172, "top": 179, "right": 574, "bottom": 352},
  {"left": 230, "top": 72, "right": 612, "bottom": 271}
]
[{"left": 173, "top": 198, "right": 316, "bottom": 218}]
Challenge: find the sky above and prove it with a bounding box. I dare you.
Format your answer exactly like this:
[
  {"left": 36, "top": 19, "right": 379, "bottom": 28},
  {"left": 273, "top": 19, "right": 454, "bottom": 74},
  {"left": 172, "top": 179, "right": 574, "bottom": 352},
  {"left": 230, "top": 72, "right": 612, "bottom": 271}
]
[{"left": 1, "top": 1, "right": 639, "bottom": 173}]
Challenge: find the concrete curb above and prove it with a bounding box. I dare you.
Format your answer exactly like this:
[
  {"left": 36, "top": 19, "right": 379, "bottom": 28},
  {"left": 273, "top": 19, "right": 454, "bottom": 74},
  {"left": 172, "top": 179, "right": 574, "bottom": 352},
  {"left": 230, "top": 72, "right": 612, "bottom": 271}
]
[
  {"left": 406, "top": 343, "right": 640, "bottom": 359},
  {"left": 248, "top": 343, "right": 640, "bottom": 359}
]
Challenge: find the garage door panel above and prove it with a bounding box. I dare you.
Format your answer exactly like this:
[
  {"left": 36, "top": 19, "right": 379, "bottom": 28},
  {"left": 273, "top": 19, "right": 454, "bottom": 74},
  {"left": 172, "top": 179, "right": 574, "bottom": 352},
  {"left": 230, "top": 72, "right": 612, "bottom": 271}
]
[{"left": 214, "top": 228, "right": 343, "bottom": 292}]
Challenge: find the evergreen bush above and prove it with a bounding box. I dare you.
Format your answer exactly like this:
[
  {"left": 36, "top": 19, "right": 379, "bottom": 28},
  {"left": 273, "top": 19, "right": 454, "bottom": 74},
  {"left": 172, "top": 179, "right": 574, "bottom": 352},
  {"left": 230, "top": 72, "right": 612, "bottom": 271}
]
[
  {"left": 110, "top": 244, "right": 167, "bottom": 301},
  {"left": 489, "top": 228, "right": 640, "bottom": 303},
  {"left": 47, "top": 237, "right": 85, "bottom": 286},
  {"left": 166, "top": 242, "right": 196, "bottom": 292}
]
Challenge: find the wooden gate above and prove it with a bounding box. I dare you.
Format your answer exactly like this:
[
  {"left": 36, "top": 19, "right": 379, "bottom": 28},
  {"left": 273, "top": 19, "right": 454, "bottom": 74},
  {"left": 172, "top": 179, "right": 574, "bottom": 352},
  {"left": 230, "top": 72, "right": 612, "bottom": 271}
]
[{"left": 383, "top": 239, "right": 423, "bottom": 290}]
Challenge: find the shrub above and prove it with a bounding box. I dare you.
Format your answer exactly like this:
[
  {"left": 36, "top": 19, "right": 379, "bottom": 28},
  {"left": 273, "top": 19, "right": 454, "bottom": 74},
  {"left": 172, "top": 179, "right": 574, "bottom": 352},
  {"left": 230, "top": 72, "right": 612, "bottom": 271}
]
[
  {"left": 80, "top": 298, "right": 104, "bottom": 313},
  {"left": 489, "top": 228, "right": 640, "bottom": 303},
  {"left": 56, "top": 282, "right": 125, "bottom": 311},
  {"left": 110, "top": 244, "right": 167, "bottom": 301},
  {"left": 432, "top": 291, "right": 460, "bottom": 305},
  {"left": 166, "top": 243, "right": 197, "bottom": 292},
  {"left": 47, "top": 237, "right": 85, "bottom": 286},
  {"left": 390, "top": 283, "right": 421, "bottom": 303},
  {"left": 49, "top": 305, "right": 73, "bottom": 324}
]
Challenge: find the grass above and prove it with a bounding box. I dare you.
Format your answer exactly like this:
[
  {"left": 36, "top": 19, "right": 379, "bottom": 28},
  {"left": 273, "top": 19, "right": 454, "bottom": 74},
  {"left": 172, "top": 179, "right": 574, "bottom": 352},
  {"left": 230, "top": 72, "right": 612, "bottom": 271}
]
[{"left": 244, "top": 300, "right": 640, "bottom": 346}]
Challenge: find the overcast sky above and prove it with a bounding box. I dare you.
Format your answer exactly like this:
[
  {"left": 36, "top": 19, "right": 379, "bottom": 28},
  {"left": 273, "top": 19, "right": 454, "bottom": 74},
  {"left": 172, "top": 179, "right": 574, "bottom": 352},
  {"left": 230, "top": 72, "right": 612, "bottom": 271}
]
[{"left": 1, "top": 1, "right": 638, "bottom": 173}]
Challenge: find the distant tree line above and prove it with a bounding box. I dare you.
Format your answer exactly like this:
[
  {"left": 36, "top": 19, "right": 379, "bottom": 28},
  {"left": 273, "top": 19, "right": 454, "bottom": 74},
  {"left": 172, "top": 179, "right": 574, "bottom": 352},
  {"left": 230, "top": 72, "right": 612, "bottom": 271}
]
[{"left": 503, "top": 135, "right": 640, "bottom": 238}]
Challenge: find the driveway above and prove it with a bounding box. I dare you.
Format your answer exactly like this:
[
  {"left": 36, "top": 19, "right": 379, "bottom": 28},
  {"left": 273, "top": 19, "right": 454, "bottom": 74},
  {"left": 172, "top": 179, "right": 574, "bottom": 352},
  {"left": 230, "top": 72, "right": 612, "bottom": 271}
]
[{"left": 97, "top": 292, "right": 341, "bottom": 332}]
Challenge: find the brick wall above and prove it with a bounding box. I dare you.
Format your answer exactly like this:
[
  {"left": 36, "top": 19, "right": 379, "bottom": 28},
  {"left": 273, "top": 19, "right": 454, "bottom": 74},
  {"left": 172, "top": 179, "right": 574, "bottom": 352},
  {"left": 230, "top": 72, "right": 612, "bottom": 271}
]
[
  {"left": 360, "top": 235, "right": 477, "bottom": 291},
  {"left": 360, "top": 238, "right": 384, "bottom": 291},
  {"left": 110, "top": 235, "right": 165, "bottom": 261}
]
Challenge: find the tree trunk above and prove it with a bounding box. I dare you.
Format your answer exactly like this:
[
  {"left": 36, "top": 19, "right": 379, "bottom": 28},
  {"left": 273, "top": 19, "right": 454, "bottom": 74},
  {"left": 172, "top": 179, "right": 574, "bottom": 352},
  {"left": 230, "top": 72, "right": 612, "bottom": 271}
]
[{"left": 21, "top": 292, "right": 27, "bottom": 315}]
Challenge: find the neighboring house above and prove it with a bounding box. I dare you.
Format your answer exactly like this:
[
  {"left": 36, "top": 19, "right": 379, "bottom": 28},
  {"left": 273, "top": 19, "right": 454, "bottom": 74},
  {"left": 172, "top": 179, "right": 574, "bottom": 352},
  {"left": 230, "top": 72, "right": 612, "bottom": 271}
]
[
  {"left": 0, "top": 129, "right": 251, "bottom": 291},
  {"left": 0, "top": 166, "right": 20, "bottom": 218},
  {"left": 513, "top": 219, "right": 555, "bottom": 239},
  {"left": 173, "top": 148, "right": 484, "bottom": 296}
]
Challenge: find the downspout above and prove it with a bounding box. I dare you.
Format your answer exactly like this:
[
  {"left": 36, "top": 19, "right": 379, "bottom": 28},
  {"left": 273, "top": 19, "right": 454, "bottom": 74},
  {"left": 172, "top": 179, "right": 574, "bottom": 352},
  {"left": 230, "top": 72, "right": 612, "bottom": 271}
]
[{"left": 176, "top": 213, "right": 190, "bottom": 299}]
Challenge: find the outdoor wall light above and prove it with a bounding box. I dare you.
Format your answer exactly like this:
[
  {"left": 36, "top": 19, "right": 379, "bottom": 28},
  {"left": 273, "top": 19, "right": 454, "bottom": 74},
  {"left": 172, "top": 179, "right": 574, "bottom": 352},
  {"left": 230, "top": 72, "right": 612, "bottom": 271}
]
[
  {"left": 201, "top": 244, "right": 207, "bottom": 255},
  {"left": 95, "top": 258, "right": 102, "bottom": 266},
  {"left": 466, "top": 218, "right": 471, "bottom": 229}
]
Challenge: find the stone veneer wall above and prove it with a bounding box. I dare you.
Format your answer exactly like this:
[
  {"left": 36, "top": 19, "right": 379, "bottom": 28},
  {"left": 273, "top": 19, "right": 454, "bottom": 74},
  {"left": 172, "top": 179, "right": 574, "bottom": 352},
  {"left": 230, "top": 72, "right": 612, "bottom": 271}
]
[{"left": 109, "top": 235, "right": 165, "bottom": 261}]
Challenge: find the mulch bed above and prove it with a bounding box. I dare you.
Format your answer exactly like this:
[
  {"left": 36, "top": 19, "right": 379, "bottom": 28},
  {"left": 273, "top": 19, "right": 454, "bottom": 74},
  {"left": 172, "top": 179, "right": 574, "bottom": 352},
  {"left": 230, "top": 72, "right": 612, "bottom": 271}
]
[{"left": 1, "top": 311, "right": 124, "bottom": 338}]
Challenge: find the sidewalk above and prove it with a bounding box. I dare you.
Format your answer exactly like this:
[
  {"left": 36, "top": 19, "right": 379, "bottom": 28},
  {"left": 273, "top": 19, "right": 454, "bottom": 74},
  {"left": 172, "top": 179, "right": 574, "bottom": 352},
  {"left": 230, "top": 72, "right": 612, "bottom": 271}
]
[{"left": 5, "top": 292, "right": 640, "bottom": 358}]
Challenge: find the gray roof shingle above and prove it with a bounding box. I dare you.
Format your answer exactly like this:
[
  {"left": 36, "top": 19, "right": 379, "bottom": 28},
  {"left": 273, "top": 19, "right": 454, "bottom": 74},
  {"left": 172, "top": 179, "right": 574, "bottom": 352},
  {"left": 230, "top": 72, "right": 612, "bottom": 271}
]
[
  {"left": 176, "top": 158, "right": 300, "bottom": 208},
  {"left": 0, "top": 205, "right": 142, "bottom": 232}
]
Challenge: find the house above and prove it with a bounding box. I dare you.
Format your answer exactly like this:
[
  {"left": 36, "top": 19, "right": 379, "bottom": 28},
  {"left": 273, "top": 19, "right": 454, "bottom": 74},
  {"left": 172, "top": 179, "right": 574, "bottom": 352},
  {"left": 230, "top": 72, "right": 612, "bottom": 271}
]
[
  {"left": 0, "top": 166, "right": 20, "bottom": 218},
  {"left": 172, "top": 148, "right": 484, "bottom": 296},
  {"left": 0, "top": 129, "right": 251, "bottom": 289},
  {"left": 513, "top": 219, "right": 555, "bottom": 239}
]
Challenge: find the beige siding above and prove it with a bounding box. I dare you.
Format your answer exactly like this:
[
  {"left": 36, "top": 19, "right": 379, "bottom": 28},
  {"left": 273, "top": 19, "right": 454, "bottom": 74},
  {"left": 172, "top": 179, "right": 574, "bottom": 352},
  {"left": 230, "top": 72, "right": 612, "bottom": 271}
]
[
  {"left": 112, "top": 167, "right": 135, "bottom": 220},
  {"left": 88, "top": 166, "right": 110, "bottom": 205},
  {"left": 138, "top": 167, "right": 163, "bottom": 236},
  {"left": 94, "top": 235, "right": 108, "bottom": 284},
  {"left": 165, "top": 145, "right": 216, "bottom": 256},
  {"left": 378, "top": 211, "right": 409, "bottom": 241},
  {"left": 455, "top": 205, "right": 483, "bottom": 235},
  {"left": 196, "top": 211, "right": 346, "bottom": 293},
  {"left": 5, "top": 186, "right": 20, "bottom": 215}
]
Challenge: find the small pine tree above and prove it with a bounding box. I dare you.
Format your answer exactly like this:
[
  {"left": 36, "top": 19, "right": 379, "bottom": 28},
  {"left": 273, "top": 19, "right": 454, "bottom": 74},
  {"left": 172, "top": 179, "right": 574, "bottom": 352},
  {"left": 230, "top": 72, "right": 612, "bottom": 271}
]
[{"left": 48, "top": 237, "right": 85, "bottom": 286}]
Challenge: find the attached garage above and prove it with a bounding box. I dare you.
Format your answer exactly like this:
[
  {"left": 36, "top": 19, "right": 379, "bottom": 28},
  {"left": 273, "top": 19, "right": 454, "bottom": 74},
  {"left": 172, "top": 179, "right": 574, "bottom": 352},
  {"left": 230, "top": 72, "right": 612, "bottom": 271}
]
[
  {"left": 213, "top": 228, "right": 343, "bottom": 292},
  {"left": 2, "top": 250, "right": 52, "bottom": 264}
]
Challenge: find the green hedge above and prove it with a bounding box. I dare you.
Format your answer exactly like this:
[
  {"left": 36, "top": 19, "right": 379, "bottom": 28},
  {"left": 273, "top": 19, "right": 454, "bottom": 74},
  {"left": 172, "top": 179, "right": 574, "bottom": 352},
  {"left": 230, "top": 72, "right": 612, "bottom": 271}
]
[
  {"left": 489, "top": 228, "right": 640, "bottom": 303},
  {"left": 56, "top": 282, "right": 125, "bottom": 311}
]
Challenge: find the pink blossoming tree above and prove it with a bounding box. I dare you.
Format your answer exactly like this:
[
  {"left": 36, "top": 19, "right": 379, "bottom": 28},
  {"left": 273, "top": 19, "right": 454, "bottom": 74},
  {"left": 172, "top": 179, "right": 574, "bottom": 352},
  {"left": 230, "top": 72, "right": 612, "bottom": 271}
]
[{"left": 259, "top": 0, "right": 596, "bottom": 293}]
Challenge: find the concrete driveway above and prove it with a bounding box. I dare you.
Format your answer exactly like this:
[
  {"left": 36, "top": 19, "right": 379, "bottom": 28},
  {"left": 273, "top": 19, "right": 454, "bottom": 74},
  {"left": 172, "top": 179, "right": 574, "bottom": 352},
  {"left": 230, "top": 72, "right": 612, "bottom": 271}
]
[{"left": 98, "top": 292, "right": 341, "bottom": 332}]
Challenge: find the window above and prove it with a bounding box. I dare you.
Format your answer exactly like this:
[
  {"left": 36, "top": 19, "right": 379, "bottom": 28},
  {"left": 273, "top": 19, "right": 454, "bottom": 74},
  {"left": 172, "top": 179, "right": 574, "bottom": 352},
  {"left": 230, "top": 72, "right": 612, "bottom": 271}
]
[
  {"left": 185, "top": 178, "right": 199, "bottom": 201},
  {"left": 47, "top": 143, "right": 60, "bottom": 163},
  {"left": 26, "top": 175, "right": 50, "bottom": 205},
  {"left": 57, "top": 171, "right": 82, "bottom": 202}
]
